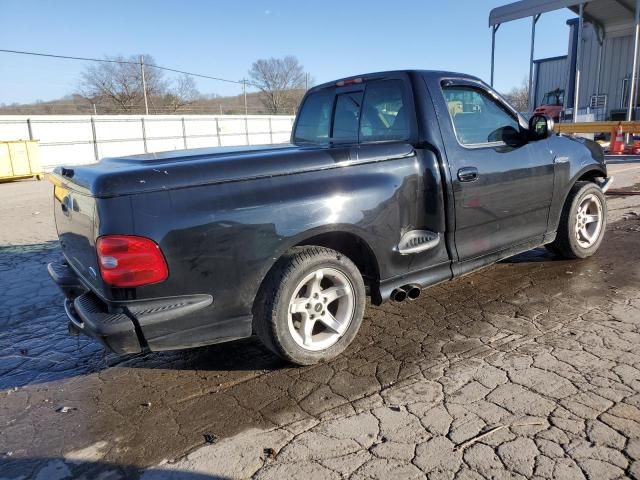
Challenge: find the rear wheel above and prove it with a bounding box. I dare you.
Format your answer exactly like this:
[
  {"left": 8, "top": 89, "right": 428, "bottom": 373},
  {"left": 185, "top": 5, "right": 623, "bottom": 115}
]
[
  {"left": 253, "top": 246, "right": 365, "bottom": 365},
  {"left": 546, "top": 181, "right": 607, "bottom": 259}
]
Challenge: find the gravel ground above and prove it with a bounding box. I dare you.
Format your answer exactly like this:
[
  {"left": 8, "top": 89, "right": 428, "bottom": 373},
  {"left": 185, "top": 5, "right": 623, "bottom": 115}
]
[{"left": 0, "top": 160, "right": 639, "bottom": 480}]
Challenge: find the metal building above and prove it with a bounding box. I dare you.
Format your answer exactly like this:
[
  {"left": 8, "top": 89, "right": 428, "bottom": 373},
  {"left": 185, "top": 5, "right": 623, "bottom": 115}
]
[{"left": 489, "top": 0, "right": 639, "bottom": 122}]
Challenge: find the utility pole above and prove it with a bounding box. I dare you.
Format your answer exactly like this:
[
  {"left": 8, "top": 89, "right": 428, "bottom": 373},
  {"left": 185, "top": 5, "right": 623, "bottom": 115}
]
[
  {"left": 92, "top": 103, "right": 97, "bottom": 115},
  {"left": 140, "top": 55, "right": 149, "bottom": 115},
  {"left": 242, "top": 79, "right": 248, "bottom": 116}
]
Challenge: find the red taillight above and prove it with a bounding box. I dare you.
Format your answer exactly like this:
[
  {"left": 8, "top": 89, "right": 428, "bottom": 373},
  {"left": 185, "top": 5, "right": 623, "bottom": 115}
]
[{"left": 96, "top": 235, "right": 168, "bottom": 287}]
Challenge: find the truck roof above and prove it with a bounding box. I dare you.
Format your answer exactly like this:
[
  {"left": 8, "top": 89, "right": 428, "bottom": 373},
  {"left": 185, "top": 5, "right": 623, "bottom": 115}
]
[{"left": 310, "top": 70, "right": 484, "bottom": 92}]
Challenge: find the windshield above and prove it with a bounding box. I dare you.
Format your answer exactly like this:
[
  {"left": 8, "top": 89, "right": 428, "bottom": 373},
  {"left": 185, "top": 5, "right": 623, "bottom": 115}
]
[{"left": 542, "top": 89, "right": 564, "bottom": 106}]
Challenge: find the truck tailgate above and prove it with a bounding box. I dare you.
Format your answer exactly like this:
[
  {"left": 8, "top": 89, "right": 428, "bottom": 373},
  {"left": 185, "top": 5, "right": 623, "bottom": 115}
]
[{"left": 52, "top": 179, "right": 103, "bottom": 292}]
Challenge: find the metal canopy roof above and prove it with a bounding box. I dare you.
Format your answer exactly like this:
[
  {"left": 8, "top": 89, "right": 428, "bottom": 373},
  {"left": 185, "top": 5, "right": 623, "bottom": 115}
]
[
  {"left": 489, "top": 0, "right": 636, "bottom": 29},
  {"left": 568, "top": 0, "right": 636, "bottom": 28}
]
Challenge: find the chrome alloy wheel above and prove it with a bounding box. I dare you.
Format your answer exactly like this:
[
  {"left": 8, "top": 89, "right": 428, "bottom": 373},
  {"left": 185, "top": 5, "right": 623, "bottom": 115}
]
[
  {"left": 575, "top": 193, "right": 603, "bottom": 249},
  {"left": 287, "top": 267, "right": 355, "bottom": 351}
]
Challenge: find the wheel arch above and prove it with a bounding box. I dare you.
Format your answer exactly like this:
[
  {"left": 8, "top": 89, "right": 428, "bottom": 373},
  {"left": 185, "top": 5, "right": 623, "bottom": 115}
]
[
  {"left": 549, "top": 164, "right": 606, "bottom": 233},
  {"left": 253, "top": 226, "right": 381, "bottom": 310},
  {"left": 294, "top": 230, "right": 380, "bottom": 286},
  {"left": 563, "top": 165, "right": 607, "bottom": 205},
  {"left": 575, "top": 168, "right": 605, "bottom": 184},
  {"left": 549, "top": 165, "right": 606, "bottom": 235}
]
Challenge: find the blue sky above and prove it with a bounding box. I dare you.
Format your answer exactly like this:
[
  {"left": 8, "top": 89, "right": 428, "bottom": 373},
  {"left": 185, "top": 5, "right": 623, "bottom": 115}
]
[{"left": 0, "top": 0, "right": 575, "bottom": 104}]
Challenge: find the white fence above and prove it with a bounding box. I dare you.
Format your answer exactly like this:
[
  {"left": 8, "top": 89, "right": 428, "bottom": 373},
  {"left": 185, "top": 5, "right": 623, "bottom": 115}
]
[{"left": 0, "top": 114, "right": 296, "bottom": 170}]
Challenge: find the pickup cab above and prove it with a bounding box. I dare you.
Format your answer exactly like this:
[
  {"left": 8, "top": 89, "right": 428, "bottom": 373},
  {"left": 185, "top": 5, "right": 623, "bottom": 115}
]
[{"left": 48, "top": 70, "right": 612, "bottom": 365}]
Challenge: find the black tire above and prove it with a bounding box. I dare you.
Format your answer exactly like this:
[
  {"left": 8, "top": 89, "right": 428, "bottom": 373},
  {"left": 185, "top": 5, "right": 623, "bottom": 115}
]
[
  {"left": 546, "top": 181, "right": 607, "bottom": 259},
  {"left": 253, "top": 246, "right": 366, "bottom": 365}
]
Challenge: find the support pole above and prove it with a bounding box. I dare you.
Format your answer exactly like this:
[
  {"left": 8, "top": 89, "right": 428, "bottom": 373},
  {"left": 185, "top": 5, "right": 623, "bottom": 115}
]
[
  {"left": 141, "top": 118, "right": 147, "bottom": 153},
  {"left": 242, "top": 79, "right": 248, "bottom": 116},
  {"left": 595, "top": 27, "right": 605, "bottom": 120},
  {"left": 627, "top": 0, "right": 640, "bottom": 125},
  {"left": 26, "top": 118, "right": 33, "bottom": 141},
  {"left": 181, "top": 117, "right": 188, "bottom": 149},
  {"left": 215, "top": 117, "right": 221, "bottom": 146},
  {"left": 490, "top": 24, "right": 500, "bottom": 87},
  {"left": 528, "top": 14, "right": 541, "bottom": 112},
  {"left": 636, "top": 28, "right": 640, "bottom": 109},
  {"left": 595, "top": 29, "right": 604, "bottom": 96},
  {"left": 140, "top": 55, "right": 149, "bottom": 116},
  {"left": 573, "top": 4, "right": 584, "bottom": 123},
  {"left": 90, "top": 117, "right": 99, "bottom": 161}
]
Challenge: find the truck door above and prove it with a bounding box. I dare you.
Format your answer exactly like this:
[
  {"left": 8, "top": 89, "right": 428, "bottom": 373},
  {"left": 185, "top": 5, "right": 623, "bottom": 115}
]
[{"left": 431, "top": 79, "right": 555, "bottom": 261}]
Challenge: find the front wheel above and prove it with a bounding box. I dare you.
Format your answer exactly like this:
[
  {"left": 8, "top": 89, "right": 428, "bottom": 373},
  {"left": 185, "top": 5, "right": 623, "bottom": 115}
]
[
  {"left": 546, "top": 181, "right": 607, "bottom": 259},
  {"left": 253, "top": 246, "right": 365, "bottom": 365}
]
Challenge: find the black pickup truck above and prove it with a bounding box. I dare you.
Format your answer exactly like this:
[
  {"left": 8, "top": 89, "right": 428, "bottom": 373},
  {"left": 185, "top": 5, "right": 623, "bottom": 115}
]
[{"left": 48, "top": 70, "right": 612, "bottom": 365}]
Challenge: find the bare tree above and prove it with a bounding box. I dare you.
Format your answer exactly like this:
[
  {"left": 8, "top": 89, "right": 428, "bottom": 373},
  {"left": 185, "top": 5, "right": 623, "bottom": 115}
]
[
  {"left": 503, "top": 77, "right": 529, "bottom": 113},
  {"left": 248, "top": 56, "right": 308, "bottom": 114},
  {"left": 79, "top": 55, "right": 166, "bottom": 113},
  {"left": 164, "top": 75, "right": 200, "bottom": 112}
]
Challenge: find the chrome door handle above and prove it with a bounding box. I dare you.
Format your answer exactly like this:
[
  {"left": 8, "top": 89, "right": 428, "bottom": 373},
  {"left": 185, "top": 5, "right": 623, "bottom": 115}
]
[{"left": 458, "top": 167, "right": 479, "bottom": 182}]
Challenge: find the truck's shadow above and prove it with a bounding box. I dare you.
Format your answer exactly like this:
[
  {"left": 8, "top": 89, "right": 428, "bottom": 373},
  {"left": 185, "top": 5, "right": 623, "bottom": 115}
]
[
  {"left": 0, "top": 241, "right": 285, "bottom": 392},
  {"left": 500, "top": 246, "right": 559, "bottom": 264},
  {"left": 0, "top": 457, "right": 227, "bottom": 480}
]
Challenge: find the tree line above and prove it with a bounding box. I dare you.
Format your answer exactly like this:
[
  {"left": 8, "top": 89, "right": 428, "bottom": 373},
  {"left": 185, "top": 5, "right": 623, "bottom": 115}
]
[{"left": 0, "top": 55, "right": 310, "bottom": 115}]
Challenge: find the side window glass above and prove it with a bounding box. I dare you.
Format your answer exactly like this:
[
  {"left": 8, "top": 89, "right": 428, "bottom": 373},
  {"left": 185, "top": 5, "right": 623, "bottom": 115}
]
[
  {"left": 332, "top": 92, "right": 363, "bottom": 143},
  {"left": 360, "top": 80, "right": 409, "bottom": 142},
  {"left": 442, "top": 86, "right": 520, "bottom": 146},
  {"left": 294, "top": 90, "right": 334, "bottom": 145}
]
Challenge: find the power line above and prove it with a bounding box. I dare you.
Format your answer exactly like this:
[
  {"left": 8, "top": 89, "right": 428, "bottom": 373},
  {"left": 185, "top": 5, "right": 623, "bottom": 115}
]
[
  {"left": 152, "top": 64, "right": 258, "bottom": 87},
  {"left": 0, "top": 48, "right": 138, "bottom": 65},
  {"left": 0, "top": 48, "right": 260, "bottom": 87}
]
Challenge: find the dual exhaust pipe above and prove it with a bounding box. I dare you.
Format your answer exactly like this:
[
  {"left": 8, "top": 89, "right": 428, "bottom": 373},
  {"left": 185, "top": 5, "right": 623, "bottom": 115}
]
[{"left": 390, "top": 284, "right": 421, "bottom": 302}]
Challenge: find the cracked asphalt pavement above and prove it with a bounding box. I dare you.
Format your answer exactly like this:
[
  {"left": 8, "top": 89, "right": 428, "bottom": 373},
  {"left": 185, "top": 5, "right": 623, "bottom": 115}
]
[{"left": 1, "top": 160, "right": 640, "bottom": 479}]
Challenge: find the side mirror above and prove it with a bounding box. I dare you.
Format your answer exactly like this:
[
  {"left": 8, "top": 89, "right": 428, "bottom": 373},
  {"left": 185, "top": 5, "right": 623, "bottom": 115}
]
[
  {"left": 529, "top": 114, "right": 555, "bottom": 140},
  {"left": 488, "top": 125, "right": 525, "bottom": 147}
]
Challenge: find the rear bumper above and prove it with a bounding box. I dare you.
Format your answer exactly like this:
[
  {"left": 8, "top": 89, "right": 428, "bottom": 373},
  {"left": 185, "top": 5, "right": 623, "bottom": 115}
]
[{"left": 48, "top": 260, "right": 213, "bottom": 354}]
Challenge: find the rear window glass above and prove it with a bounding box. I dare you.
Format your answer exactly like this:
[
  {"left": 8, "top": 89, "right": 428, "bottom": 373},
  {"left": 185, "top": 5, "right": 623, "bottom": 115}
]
[
  {"left": 293, "top": 90, "right": 333, "bottom": 144},
  {"left": 332, "top": 92, "right": 363, "bottom": 143},
  {"left": 360, "top": 80, "right": 409, "bottom": 142},
  {"left": 293, "top": 78, "right": 410, "bottom": 145}
]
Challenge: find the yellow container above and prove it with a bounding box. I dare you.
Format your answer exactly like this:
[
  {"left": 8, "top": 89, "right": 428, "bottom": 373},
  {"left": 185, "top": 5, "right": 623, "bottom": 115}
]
[{"left": 0, "top": 141, "right": 43, "bottom": 181}]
